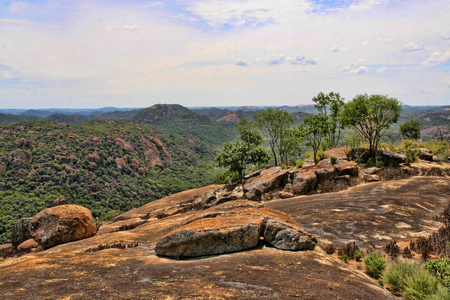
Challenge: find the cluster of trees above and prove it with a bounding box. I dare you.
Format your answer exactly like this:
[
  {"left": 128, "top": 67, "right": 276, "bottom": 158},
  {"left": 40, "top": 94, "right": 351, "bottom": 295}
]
[{"left": 217, "top": 93, "right": 405, "bottom": 180}]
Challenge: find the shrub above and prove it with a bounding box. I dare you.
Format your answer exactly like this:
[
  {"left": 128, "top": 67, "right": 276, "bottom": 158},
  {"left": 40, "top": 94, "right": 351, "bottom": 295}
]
[
  {"left": 354, "top": 250, "right": 362, "bottom": 262},
  {"left": 325, "top": 244, "right": 336, "bottom": 255},
  {"left": 405, "top": 147, "right": 420, "bottom": 165},
  {"left": 295, "top": 158, "right": 303, "bottom": 168},
  {"left": 330, "top": 156, "right": 338, "bottom": 165},
  {"left": 403, "top": 267, "right": 440, "bottom": 300},
  {"left": 425, "top": 259, "right": 450, "bottom": 288},
  {"left": 340, "top": 254, "right": 349, "bottom": 263},
  {"left": 338, "top": 241, "right": 360, "bottom": 260},
  {"left": 364, "top": 251, "right": 387, "bottom": 278},
  {"left": 101, "top": 210, "right": 122, "bottom": 221},
  {"left": 384, "top": 240, "right": 401, "bottom": 259},
  {"left": 382, "top": 261, "right": 419, "bottom": 292},
  {"left": 317, "top": 150, "right": 326, "bottom": 161}
]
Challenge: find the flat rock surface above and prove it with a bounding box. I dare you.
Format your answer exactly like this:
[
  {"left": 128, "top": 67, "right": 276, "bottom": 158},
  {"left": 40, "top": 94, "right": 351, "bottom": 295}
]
[
  {"left": 1, "top": 177, "right": 448, "bottom": 299},
  {"left": 266, "top": 176, "right": 450, "bottom": 248}
]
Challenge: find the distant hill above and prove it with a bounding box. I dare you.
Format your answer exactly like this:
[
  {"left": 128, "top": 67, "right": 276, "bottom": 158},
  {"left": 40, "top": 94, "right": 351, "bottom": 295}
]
[
  {"left": 0, "top": 119, "right": 219, "bottom": 243},
  {"left": 132, "top": 104, "right": 237, "bottom": 145},
  {"left": 0, "top": 113, "right": 41, "bottom": 124},
  {"left": 46, "top": 114, "right": 90, "bottom": 125}
]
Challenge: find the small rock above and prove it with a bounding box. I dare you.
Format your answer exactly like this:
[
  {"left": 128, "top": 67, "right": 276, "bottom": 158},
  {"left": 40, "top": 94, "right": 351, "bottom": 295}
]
[
  {"left": 363, "top": 174, "right": 380, "bottom": 182},
  {"left": 364, "top": 167, "right": 382, "bottom": 175},
  {"left": 17, "top": 239, "right": 39, "bottom": 251}
]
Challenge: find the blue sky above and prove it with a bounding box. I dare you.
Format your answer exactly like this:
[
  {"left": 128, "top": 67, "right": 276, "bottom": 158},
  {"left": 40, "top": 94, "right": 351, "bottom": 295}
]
[{"left": 0, "top": 0, "right": 449, "bottom": 108}]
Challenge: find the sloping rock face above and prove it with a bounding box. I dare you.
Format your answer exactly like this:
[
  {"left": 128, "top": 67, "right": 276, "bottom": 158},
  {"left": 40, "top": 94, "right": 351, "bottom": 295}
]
[
  {"left": 243, "top": 167, "right": 289, "bottom": 201},
  {"left": 155, "top": 201, "right": 317, "bottom": 258},
  {"left": 12, "top": 205, "right": 96, "bottom": 249}
]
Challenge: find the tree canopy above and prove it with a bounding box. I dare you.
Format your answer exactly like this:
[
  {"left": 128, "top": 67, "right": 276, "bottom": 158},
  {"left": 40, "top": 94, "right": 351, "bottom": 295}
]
[
  {"left": 253, "top": 108, "right": 295, "bottom": 166},
  {"left": 400, "top": 120, "right": 423, "bottom": 140},
  {"left": 312, "top": 92, "right": 345, "bottom": 148},
  {"left": 216, "top": 118, "right": 269, "bottom": 181},
  {"left": 298, "top": 115, "right": 330, "bottom": 164},
  {"left": 341, "top": 94, "right": 402, "bottom": 159}
]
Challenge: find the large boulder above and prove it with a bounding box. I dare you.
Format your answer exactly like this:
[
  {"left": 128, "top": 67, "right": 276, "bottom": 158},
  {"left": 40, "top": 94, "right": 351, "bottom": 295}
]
[
  {"left": 13, "top": 205, "right": 96, "bottom": 249},
  {"left": 155, "top": 215, "right": 264, "bottom": 258},
  {"left": 335, "top": 160, "right": 359, "bottom": 177},
  {"left": 11, "top": 149, "right": 32, "bottom": 164},
  {"left": 11, "top": 218, "right": 33, "bottom": 247},
  {"left": 156, "top": 200, "right": 317, "bottom": 258},
  {"left": 380, "top": 151, "right": 406, "bottom": 166},
  {"left": 291, "top": 171, "right": 317, "bottom": 195},
  {"left": 243, "top": 167, "right": 289, "bottom": 201}
]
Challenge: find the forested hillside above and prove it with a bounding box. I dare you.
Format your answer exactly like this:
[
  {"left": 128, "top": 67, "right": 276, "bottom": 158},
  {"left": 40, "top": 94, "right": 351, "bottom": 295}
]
[{"left": 0, "top": 119, "right": 218, "bottom": 243}]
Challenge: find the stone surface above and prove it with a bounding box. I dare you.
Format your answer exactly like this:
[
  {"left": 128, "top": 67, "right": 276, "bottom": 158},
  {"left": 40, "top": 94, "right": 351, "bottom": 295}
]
[
  {"left": 243, "top": 167, "right": 289, "bottom": 201},
  {"left": 291, "top": 171, "right": 317, "bottom": 195},
  {"left": 363, "top": 174, "right": 380, "bottom": 181},
  {"left": 11, "top": 149, "right": 32, "bottom": 164},
  {"left": 381, "top": 151, "right": 406, "bottom": 166},
  {"left": 335, "top": 160, "right": 359, "bottom": 177},
  {"left": 364, "top": 167, "right": 382, "bottom": 175},
  {"left": 263, "top": 219, "right": 316, "bottom": 250},
  {"left": 27, "top": 205, "right": 96, "bottom": 249},
  {"left": 17, "top": 239, "right": 39, "bottom": 251},
  {"left": 155, "top": 215, "right": 264, "bottom": 258},
  {"left": 324, "top": 147, "right": 349, "bottom": 160},
  {"left": 11, "top": 218, "right": 33, "bottom": 247}
]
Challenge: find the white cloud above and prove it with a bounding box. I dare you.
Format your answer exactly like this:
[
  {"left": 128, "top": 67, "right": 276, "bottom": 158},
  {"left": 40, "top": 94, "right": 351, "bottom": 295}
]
[
  {"left": 186, "top": 0, "right": 313, "bottom": 28},
  {"left": 423, "top": 51, "right": 450, "bottom": 65},
  {"left": 441, "top": 32, "right": 450, "bottom": 40},
  {"left": 145, "top": 2, "right": 164, "bottom": 8},
  {"left": 121, "top": 24, "right": 141, "bottom": 31},
  {"left": 0, "top": 68, "right": 18, "bottom": 79},
  {"left": 288, "top": 56, "right": 319, "bottom": 66},
  {"left": 402, "top": 41, "right": 423, "bottom": 52},
  {"left": 348, "top": 0, "right": 385, "bottom": 12},
  {"left": 345, "top": 65, "right": 369, "bottom": 74},
  {"left": 377, "top": 67, "right": 388, "bottom": 73},
  {"left": 235, "top": 59, "right": 249, "bottom": 66},
  {"left": 264, "top": 55, "right": 285, "bottom": 65},
  {"left": 331, "top": 45, "right": 348, "bottom": 52}
]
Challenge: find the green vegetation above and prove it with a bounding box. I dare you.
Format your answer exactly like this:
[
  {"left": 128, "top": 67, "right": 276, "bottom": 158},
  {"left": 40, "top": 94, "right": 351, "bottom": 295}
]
[
  {"left": 400, "top": 120, "right": 423, "bottom": 140},
  {"left": 216, "top": 119, "right": 270, "bottom": 181},
  {"left": 0, "top": 119, "right": 218, "bottom": 243},
  {"left": 298, "top": 115, "right": 329, "bottom": 164},
  {"left": 341, "top": 94, "right": 402, "bottom": 160},
  {"left": 131, "top": 104, "right": 236, "bottom": 146},
  {"left": 405, "top": 147, "right": 420, "bottom": 165},
  {"left": 364, "top": 251, "right": 387, "bottom": 278},
  {"left": 253, "top": 108, "right": 297, "bottom": 166},
  {"left": 425, "top": 259, "right": 450, "bottom": 288},
  {"left": 312, "top": 92, "right": 345, "bottom": 148}
]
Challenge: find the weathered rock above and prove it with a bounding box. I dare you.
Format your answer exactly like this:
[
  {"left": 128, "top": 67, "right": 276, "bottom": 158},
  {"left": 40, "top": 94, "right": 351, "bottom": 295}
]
[
  {"left": 52, "top": 197, "right": 66, "bottom": 207},
  {"left": 243, "top": 167, "right": 289, "bottom": 200},
  {"left": 291, "top": 171, "right": 317, "bottom": 195},
  {"left": 115, "top": 138, "right": 134, "bottom": 150},
  {"left": 199, "top": 189, "right": 217, "bottom": 206},
  {"left": 381, "top": 151, "right": 406, "bottom": 166},
  {"left": 17, "top": 239, "right": 39, "bottom": 251},
  {"left": 419, "top": 149, "right": 434, "bottom": 161},
  {"left": 324, "top": 147, "right": 349, "bottom": 160},
  {"left": 364, "top": 167, "right": 382, "bottom": 175},
  {"left": 278, "top": 191, "right": 294, "bottom": 199},
  {"left": 363, "top": 174, "right": 380, "bottom": 182},
  {"left": 115, "top": 157, "right": 128, "bottom": 170},
  {"left": 155, "top": 215, "right": 264, "bottom": 258},
  {"left": 263, "top": 219, "right": 317, "bottom": 251},
  {"left": 11, "top": 218, "right": 33, "bottom": 247},
  {"left": 27, "top": 205, "right": 96, "bottom": 249},
  {"left": 335, "top": 160, "right": 359, "bottom": 177}
]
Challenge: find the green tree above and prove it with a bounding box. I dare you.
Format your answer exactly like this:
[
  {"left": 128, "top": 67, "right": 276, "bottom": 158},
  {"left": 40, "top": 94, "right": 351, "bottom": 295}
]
[
  {"left": 253, "top": 108, "right": 295, "bottom": 166},
  {"left": 312, "top": 92, "right": 345, "bottom": 148},
  {"left": 216, "top": 119, "right": 270, "bottom": 181},
  {"left": 341, "top": 94, "right": 402, "bottom": 160},
  {"left": 298, "top": 115, "right": 330, "bottom": 164},
  {"left": 400, "top": 120, "right": 423, "bottom": 140}
]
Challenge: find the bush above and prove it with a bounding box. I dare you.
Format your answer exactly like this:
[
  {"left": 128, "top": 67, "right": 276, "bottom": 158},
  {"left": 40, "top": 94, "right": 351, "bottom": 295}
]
[
  {"left": 101, "top": 210, "right": 122, "bottom": 221},
  {"left": 364, "top": 251, "right": 387, "bottom": 278},
  {"left": 382, "top": 261, "right": 419, "bottom": 292},
  {"left": 403, "top": 267, "right": 440, "bottom": 300},
  {"left": 330, "top": 156, "right": 338, "bottom": 165},
  {"left": 425, "top": 259, "right": 450, "bottom": 288},
  {"left": 340, "top": 254, "right": 349, "bottom": 263},
  {"left": 295, "top": 158, "right": 303, "bottom": 168},
  {"left": 405, "top": 147, "right": 420, "bottom": 165},
  {"left": 317, "top": 150, "right": 326, "bottom": 161},
  {"left": 354, "top": 250, "right": 362, "bottom": 262}
]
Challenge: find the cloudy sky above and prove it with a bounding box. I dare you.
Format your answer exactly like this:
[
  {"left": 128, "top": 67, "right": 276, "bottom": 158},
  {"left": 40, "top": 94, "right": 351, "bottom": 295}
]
[{"left": 0, "top": 0, "right": 449, "bottom": 108}]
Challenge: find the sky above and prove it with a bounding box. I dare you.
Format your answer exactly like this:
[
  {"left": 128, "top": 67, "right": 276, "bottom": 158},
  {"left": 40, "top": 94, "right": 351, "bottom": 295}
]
[{"left": 0, "top": 0, "right": 449, "bottom": 108}]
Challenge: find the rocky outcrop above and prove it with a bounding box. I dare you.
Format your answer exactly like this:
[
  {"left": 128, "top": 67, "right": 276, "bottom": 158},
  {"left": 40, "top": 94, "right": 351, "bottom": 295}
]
[
  {"left": 380, "top": 151, "right": 406, "bottom": 166},
  {"left": 243, "top": 167, "right": 289, "bottom": 201},
  {"left": 141, "top": 137, "right": 164, "bottom": 168},
  {"left": 155, "top": 201, "right": 317, "bottom": 258},
  {"left": 115, "top": 138, "right": 134, "bottom": 150},
  {"left": 115, "top": 157, "right": 128, "bottom": 171},
  {"left": 290, "top": 171, "right": 317, "bottom": 195},
  {"left": 12, "top": 205, "right": 96, "bottom": 249},
  {"left": 335, "top": 160, "right": 359, "bottom": 177}
]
